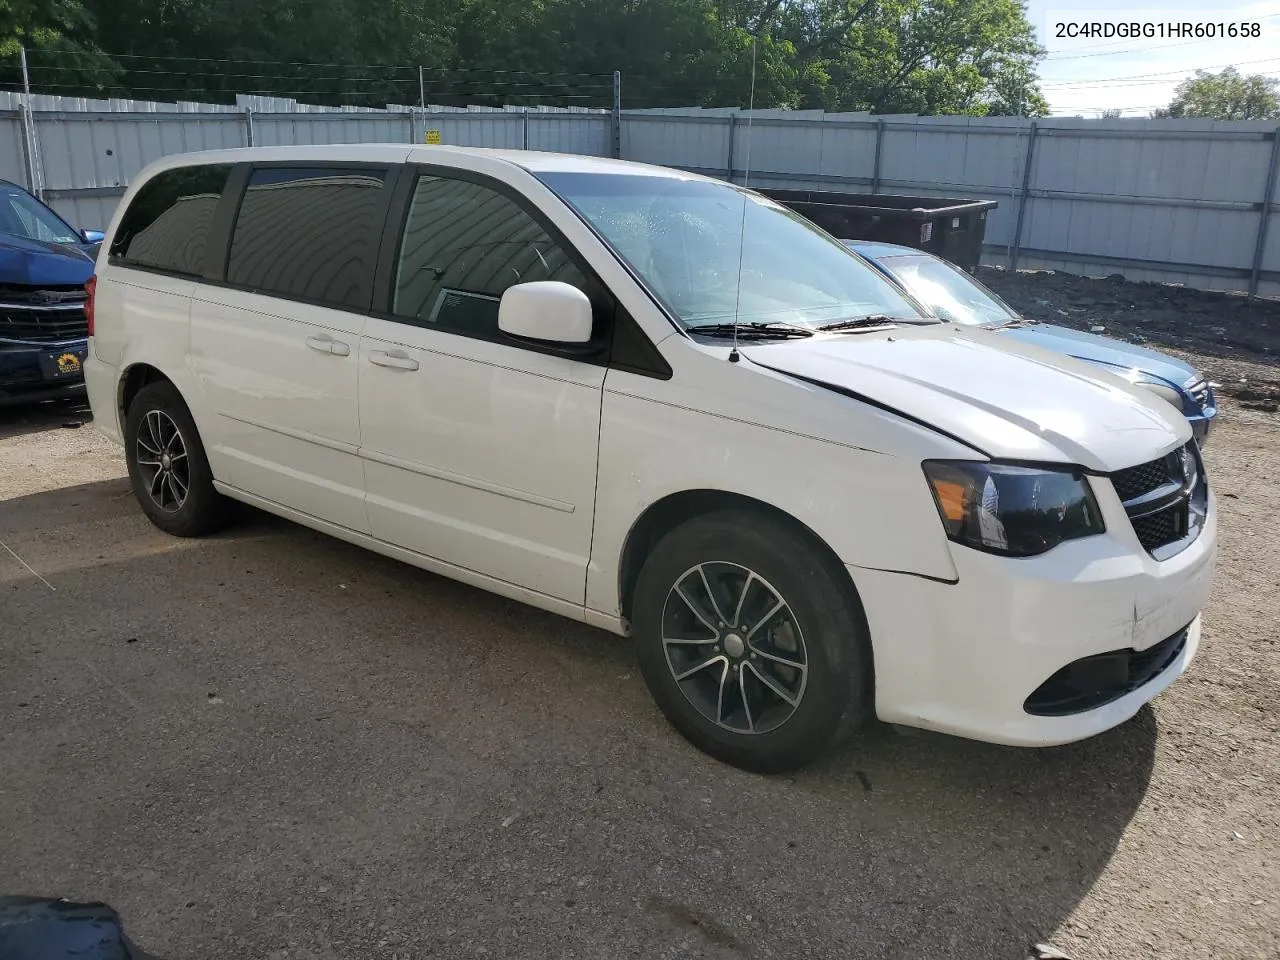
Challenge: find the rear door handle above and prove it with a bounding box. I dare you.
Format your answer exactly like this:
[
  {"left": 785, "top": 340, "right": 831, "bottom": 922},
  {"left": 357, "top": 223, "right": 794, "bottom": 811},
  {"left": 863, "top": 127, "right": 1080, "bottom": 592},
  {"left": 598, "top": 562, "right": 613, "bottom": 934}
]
[
  {"left": 306, "top": 334, "right": 351, "bottom": 357},
  {"left": 368, "top": 349, "right": 419, "bottom": 371}
]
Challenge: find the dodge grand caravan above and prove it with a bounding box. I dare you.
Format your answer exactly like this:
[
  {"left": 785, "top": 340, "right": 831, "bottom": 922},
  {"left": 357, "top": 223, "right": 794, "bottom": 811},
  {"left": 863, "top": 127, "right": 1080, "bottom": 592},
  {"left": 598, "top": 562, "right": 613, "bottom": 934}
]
[{"left": 84, "top": 146, "right": 1217, "bottom": 772}]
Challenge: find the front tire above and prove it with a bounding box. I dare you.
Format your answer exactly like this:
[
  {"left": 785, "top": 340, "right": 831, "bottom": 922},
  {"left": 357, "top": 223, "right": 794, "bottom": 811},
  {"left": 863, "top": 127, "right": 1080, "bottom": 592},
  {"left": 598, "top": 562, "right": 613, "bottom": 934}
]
[
  {"left": 633, "top": 509, "right": 872, "bottom": 773},
  {"left": 124, "top": 381, "right": 232, "bottom": 537}
]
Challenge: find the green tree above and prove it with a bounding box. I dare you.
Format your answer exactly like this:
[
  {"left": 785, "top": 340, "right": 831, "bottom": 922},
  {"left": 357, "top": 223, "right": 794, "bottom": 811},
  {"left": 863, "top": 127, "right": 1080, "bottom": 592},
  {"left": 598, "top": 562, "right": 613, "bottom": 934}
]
[
  {"left": 1157, "top": 67, "right": 1280, "bottom": 121},
  {"left": 28, "top": 0, "right": 1048, "bottom": 116},
  {"left": 0, "top": 0, "right": 119, "bottom": 93},
  {"left": 984, "top": 58, "right": 1050, "bottom": 117},
  {"left": 749, "top": 0, "right": 1048, "bottom": 115},
  {"left": 83, "top": 0, "right": 452, "bottom": 105}
]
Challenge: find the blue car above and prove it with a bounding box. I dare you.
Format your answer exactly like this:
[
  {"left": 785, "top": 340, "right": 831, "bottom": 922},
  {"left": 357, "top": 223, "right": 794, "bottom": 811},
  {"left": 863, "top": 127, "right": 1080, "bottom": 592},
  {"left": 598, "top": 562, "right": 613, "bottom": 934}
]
[
  {"left": 845, "top": 240, "right": 1218, "bottom": 446},
  {"left": 0, "top": 179, "right": 104, "bottom": 406}
]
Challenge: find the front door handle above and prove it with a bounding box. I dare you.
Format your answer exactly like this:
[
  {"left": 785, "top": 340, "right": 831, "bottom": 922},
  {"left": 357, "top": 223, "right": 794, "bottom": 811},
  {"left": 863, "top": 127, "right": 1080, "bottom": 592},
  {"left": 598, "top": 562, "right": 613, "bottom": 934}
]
[
  {"left": 305, "top": 333, "right": 351, "bottom": 357},
  {"left": 368, "top": 349, "right": 419, "bottom": 371}
]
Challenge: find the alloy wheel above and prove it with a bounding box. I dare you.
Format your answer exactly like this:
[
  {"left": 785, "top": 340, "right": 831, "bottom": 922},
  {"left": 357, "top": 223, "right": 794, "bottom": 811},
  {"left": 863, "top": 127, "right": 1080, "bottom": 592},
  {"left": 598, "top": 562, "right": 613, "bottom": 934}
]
[
  {"left": 661, "top": 562, "right": 809, "bottom": 734},
  {"left": 135, "top": 409, "right": 190, "bottom": 514}
]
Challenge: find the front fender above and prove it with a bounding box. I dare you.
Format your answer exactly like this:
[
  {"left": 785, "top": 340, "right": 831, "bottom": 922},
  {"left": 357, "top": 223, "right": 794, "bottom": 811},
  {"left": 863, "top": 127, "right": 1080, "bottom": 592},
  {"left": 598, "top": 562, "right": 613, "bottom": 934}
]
[{"left": 585, "top": 386, "right": 962, "bottom": 618}]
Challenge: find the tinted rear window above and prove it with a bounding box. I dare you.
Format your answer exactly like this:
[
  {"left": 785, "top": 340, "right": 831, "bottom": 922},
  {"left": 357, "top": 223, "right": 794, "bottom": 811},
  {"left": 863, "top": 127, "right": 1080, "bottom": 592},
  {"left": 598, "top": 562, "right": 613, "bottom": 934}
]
[
  {"left": 110, "top": 165, "right": 232, "bottom": 276},
  {"left": 227, "top": 167, "right": 388, "bottom": 312}
]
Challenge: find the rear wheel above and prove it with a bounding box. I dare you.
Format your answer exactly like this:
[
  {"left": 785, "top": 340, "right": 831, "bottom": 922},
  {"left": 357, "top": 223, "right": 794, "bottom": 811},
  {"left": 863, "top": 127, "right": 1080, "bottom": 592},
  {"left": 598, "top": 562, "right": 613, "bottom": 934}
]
[
  {"left": 633, "top": 509, "right": 872, "bottom": 773},
  {"left": 124, "top": 381, "right": 233, "bottom": 537}
]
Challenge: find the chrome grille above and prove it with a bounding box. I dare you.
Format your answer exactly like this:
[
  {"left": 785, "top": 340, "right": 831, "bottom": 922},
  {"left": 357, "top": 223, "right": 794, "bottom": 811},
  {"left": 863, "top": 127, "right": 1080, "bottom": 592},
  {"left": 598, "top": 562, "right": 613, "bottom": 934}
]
[
  {"left": 0, "top": 284, "right": 88, "bottom": 343},
  {"left": 1110, "top": 442, "right": 1207, "bottom": 560},
  {"left": 1185, "top": 378, "right": 1211, "bottom": 409}
]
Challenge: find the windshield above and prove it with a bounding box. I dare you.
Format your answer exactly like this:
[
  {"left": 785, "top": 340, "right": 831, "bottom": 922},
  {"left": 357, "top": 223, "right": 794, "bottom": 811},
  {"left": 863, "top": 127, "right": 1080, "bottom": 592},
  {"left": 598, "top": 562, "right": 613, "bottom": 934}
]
[
  {"left": 869, "top": 253, "right": 1020, "bottom": 327},
  {"left": 536, "top": 172, "right": 928, "bottom": 331},
  {"left": 0, "top": 185, "right": 81, "bottom": 245}
]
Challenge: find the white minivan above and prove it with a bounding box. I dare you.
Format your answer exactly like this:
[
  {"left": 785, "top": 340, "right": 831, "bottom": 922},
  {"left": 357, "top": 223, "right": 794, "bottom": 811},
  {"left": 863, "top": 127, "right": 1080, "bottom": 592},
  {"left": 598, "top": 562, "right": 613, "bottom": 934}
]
[{"left": 84, "top": 145, "right": 1216, "bottom": 772}]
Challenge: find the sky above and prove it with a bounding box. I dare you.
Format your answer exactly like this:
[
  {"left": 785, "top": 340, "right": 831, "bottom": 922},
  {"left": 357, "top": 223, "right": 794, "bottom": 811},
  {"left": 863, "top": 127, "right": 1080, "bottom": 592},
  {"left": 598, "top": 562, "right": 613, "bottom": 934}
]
[{"left": 1028, "top": 0, "right": 1280, "bottom": 116}]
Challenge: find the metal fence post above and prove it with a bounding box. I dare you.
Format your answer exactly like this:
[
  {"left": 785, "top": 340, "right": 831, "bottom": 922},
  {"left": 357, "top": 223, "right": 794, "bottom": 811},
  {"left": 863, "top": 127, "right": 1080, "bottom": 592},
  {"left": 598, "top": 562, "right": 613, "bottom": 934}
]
[
  {"left": 18, "top": 47, "right": 45, "bottom": 200},
  {"left": 1009, "top": 120, "right": 1038, "bottom": 273},
  {"left": 242, "top": 107, "right": 255, "bottom": 147},
  {"left": 417, "top": 65, "right": 426, "bottom": 144},
  {"left": 610, "top": 71, "right": 622, "bottom": 159},
  {"left": 870, "top": 118, "right": 885, "bottom": 194},
  {"left": 1248, "top": 125, "right": 1280, "bottom": 298},
  {"left": 726, "top": 113, "right": 737, "bottom": 181},
  {"left": 522, "top": 110, "right": 530, "bottom": 150}
]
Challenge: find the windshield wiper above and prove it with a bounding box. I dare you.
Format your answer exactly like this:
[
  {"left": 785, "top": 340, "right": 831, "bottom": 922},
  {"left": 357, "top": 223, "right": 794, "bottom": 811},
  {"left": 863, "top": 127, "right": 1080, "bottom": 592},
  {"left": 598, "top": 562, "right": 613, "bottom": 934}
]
[
  {"left": 687, "top": 322, "right": 815, "bottom": 340},
  {"left": 817, "top": 314, "right": 940, "bottom": 332},
  {"left": 815, "top": 315, "right": 898, "bottom": 332}
]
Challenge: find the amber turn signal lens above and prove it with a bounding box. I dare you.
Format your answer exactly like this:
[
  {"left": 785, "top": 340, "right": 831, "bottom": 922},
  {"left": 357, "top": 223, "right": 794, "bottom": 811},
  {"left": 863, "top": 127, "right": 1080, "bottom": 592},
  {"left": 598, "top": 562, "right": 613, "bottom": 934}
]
[{"left": 931, "top": 479, "right": 968, "bottom": 524}]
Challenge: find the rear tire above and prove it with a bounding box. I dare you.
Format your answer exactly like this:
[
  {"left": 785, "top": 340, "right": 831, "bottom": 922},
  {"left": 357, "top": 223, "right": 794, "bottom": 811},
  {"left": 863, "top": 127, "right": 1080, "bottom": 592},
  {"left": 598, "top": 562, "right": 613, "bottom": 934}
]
[
  {"left": 124, "top": 381, "right": 232, "bottom": 537},
  {"left": 633, "top": 509, "right": 872, "bottom": 773}
]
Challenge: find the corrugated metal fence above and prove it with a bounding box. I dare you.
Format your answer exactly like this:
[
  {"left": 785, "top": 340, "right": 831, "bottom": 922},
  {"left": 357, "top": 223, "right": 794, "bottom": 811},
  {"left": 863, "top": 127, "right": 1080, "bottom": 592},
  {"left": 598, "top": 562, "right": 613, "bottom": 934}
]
[
  {"left": 0, "top": 96, "right": 614, "bottom": 234},
  {"left": 626, "top": 111, "right": 1280, "bottom": 298},
  {"left": 2, "top": 94, "right": 1277, "bottom": 298}
]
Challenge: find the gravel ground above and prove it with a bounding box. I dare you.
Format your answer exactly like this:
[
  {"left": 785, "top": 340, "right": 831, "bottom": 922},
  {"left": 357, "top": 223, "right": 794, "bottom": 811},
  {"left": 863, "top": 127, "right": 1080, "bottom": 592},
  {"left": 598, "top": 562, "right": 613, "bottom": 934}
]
[{"left": 1, "top": 372, "right": 1278, "bottom": 958}]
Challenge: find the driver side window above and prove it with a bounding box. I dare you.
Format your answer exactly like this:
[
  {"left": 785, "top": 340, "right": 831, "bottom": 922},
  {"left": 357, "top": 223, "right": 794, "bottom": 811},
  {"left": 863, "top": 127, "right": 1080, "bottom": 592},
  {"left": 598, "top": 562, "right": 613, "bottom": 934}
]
[{"left": 392, "top": 173, "right": 592, "bottom": 338}]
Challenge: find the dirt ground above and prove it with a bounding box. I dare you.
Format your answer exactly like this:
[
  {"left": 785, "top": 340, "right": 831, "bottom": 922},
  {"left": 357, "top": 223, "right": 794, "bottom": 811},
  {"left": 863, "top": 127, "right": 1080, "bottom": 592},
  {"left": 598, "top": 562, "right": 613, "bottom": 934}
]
[
  {"left": 983, "top": 267, "right": 1280, "bottom": 409},
  {"left": 2, "top": 283, "right": 1279, "bottom": 959}
]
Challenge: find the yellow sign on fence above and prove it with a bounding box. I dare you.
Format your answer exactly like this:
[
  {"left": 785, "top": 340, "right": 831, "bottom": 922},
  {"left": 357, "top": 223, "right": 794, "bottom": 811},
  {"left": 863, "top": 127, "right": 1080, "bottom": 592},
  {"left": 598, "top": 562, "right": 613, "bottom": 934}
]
[{"left": 424, "top": 129, "right": 441, "bottom": 145}]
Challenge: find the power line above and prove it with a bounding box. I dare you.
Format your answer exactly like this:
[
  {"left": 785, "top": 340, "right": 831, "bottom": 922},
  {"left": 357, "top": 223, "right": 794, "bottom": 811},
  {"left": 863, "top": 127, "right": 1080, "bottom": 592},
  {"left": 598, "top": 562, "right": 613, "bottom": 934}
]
[
  {"left": 24, "top": 68, "right": 613, "bottom": 93},
  {"left": 72, "top": 51, "right": 616, "bottom": 81},
  {"left": 1044, "top": 72, "right": 1280, "bottom": 92},
  {"left": 17, "top": 81, "right": 611, "bottom": 102},
  {"left": 1041, "top": 55, "right": 1280, "bottom": 85}
]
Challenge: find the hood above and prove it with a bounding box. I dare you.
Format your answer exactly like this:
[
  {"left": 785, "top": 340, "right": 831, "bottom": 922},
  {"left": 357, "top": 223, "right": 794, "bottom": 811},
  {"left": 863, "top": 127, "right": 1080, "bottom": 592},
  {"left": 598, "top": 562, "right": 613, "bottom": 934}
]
[
  {"left": 999, "top": 323, "right": 1200, "bottom": 389},
  {"left": 740, "top": 324, "right": 1190, "bottom": 472},
  {"left": 0, "top": 233, "right": 96, "bottom": 286}
]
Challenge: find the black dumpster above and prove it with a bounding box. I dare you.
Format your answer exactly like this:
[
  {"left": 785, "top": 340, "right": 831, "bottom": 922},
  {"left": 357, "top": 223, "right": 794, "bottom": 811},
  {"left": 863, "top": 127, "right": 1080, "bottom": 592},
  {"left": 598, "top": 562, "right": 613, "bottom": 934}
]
[{"left": 757, "top": 189, "right": 998, "bottom": 273}]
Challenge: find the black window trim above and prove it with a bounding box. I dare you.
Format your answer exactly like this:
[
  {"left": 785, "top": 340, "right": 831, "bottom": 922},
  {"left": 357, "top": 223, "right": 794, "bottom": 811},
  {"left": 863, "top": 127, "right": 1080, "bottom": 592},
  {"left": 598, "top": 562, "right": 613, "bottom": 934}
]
[
  {"left": 201, "top": 164, "right": 250, "bottom": 284},
  {"left": 106, "top": 161, "right": 238, "bottom": 281}
]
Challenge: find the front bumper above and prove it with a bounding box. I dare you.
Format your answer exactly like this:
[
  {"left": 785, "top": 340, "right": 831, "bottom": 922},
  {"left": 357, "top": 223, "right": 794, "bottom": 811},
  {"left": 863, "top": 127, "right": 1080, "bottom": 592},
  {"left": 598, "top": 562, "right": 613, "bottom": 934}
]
[
  {"left": 0, "top": 337, "right": 89, "bottom": 404},
  {"left": 854, "top": 490, "right": 1217, "bottom": 746},
  {"left": 1188, "top": 405, "right": 1216, "bottom": 447}
]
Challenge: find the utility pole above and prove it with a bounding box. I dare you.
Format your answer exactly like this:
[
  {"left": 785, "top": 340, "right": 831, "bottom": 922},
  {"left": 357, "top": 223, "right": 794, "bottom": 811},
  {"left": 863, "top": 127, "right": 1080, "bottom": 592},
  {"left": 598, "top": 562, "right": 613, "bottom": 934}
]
[{"left": 19, "top": 47, "right": 44, "bottom": 200}]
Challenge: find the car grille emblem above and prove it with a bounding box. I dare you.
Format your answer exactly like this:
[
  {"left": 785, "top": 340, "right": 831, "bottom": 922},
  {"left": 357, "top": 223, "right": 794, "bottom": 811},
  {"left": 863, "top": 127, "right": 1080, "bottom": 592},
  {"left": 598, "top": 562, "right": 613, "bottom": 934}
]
[{"left": 30, "top": 290, "right": 79, "bottom": 305}]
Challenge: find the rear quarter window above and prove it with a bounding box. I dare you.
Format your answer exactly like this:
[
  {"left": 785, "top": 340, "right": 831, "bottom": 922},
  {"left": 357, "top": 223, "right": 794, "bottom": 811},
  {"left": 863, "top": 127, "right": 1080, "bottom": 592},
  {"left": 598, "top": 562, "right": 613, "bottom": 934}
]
[{"left": 109, "top": 165, "right": 233, "bottom": 276}]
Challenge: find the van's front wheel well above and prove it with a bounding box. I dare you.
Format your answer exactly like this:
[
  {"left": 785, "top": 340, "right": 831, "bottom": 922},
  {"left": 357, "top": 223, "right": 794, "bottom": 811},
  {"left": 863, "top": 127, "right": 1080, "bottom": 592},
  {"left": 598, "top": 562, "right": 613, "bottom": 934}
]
[{"left": 618, "top": 490, "right": 856, "bottom": 624}]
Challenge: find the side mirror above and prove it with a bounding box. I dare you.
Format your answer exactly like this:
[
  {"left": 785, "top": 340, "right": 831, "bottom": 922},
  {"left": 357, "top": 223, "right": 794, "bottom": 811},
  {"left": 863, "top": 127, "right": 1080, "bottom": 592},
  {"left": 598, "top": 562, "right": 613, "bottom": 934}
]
[
  {"left": 81, "top": 229, "right": 105, "bottom": 244},
  {"left": 498, "top": 281, "right": 592, "bottom": 345}
]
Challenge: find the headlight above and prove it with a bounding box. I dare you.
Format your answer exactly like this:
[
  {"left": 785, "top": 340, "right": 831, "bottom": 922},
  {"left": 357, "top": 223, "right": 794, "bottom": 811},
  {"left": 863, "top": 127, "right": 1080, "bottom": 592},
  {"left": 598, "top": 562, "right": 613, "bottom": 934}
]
[
  {"left": 1134, "top": 379, "right": 1185, "bottom": 411},
  {"left": 923, "top": 461, "right": 1106, "bottom": 557}
]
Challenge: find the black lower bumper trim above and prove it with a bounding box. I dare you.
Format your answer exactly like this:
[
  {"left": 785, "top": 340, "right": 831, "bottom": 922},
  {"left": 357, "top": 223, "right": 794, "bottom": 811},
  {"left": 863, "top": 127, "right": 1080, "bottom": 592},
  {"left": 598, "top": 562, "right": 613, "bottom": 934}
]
[
  {"left": 0, "top": 381, "right": 87, "bottom": 406},
  {"left": 1024, "top": 623, "right": 1190, "bottom": 717}
]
